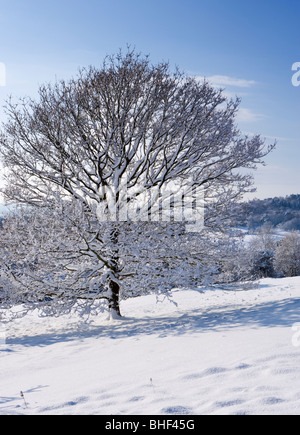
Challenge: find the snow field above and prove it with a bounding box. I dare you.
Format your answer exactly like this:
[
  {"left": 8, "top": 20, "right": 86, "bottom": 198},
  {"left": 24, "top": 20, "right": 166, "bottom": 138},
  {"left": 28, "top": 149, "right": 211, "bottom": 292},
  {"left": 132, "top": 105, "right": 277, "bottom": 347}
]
[{"left": 1, "top": 277, "right": 300, "bottom": 415}]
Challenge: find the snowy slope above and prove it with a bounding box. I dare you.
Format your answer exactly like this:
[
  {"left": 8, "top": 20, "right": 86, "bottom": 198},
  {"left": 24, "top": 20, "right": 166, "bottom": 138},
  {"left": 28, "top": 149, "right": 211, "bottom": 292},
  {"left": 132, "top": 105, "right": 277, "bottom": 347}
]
[{"left": 1, "top": 277, "right": 300, "bottom": 415}]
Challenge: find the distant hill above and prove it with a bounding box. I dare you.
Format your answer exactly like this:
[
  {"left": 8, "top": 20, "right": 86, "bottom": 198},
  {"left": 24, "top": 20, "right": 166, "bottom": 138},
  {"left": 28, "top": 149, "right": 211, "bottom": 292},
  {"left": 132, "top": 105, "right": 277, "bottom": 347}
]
[{"left": 235, "top": 194, "right": 300, "bottom": 230}]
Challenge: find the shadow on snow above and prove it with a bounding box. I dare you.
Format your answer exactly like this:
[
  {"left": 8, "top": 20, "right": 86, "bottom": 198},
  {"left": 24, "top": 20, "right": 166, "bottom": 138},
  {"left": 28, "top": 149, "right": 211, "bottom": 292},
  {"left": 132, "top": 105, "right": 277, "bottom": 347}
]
[{"left": 6, "top": 294, "right": 300, "bottom": 348}]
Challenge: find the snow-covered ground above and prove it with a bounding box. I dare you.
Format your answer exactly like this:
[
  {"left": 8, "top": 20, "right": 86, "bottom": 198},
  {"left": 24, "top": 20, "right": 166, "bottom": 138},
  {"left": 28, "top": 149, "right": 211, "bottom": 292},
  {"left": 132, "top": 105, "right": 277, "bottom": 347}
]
[{"left": 1, "top": 277, "right": 300, "bottom": 415}]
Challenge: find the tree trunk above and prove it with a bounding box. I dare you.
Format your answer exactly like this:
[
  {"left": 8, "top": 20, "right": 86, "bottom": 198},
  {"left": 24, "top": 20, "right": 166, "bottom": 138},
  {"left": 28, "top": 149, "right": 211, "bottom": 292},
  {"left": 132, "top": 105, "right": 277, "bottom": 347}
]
[
  {"left": 108, "top": 224, "right": 121, "bottom": 318},
  {"left": 108, "top": 278, "right": 121, "bottom": 318}
]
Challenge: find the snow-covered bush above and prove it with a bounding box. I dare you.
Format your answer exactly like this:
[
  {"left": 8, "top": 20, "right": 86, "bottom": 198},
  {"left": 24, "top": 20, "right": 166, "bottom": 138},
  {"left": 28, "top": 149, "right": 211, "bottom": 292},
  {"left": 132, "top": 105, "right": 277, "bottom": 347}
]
[
  {"left": 275, "top": 231, "right": 300, "bottom": 277},
  {"left": 246, "top": 224, "right": 276, "bottom": 279},
  {"left": 250, "top": 250, "right": 275, "bottom": 279}
]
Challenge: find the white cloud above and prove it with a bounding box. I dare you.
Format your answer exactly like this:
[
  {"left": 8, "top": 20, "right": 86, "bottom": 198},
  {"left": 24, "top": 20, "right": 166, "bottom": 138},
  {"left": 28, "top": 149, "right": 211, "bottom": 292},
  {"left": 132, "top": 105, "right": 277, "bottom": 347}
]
[
  {"left": 196, "top": 75, "right": 257, "bottom": 88},
  {"left": 236, "top": 107, "right": 267, "bottom": 123},
  {"left": 242, "top": 132, "right": 294, "bottom": 142},
  {"left": 195, "top": 74, "right": 265, "bottom": 124}
]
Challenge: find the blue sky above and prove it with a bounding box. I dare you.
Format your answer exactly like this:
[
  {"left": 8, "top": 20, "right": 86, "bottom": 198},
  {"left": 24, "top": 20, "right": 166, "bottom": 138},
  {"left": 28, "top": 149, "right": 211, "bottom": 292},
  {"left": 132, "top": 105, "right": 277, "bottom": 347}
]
[{"left": 0, "top": 0, "right": 299, "bottom": 199}]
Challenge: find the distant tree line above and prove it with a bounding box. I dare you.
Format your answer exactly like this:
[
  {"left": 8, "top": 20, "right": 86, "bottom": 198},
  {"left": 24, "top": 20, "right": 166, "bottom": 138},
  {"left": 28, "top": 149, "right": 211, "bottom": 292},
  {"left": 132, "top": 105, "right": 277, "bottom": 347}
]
[{"left": 233, "top": 194, "right": 300, "bottom": 230}]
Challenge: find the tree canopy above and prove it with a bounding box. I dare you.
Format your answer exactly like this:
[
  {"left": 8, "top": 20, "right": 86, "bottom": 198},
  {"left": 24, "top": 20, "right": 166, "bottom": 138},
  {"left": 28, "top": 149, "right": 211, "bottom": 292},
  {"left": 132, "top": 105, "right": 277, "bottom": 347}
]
[{"left": 0, "top": 49, "right": 275, "bottom": 318}]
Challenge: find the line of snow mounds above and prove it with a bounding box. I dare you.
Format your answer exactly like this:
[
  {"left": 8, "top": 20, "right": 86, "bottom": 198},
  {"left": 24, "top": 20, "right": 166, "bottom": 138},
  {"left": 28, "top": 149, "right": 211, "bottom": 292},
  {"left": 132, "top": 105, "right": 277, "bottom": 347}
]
[{"left": 1, "top": 276, "right": 300, "bottom": 415}]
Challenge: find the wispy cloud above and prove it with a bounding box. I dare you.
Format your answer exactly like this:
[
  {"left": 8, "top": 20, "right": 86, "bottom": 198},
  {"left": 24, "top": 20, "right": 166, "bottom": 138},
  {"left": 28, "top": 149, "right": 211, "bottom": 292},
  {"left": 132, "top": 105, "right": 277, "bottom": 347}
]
[
  {"left": 242, "top": 132, "right": 294, "bottom": 142},
  {"left": 195, "top": 74, "right": 266, "bottom": 124},
  {"left": 196, "top": 75, "right": 257, "bottom": 88},
  {"left": 236, "top": 108, "right": 267, "bottom": 123}
]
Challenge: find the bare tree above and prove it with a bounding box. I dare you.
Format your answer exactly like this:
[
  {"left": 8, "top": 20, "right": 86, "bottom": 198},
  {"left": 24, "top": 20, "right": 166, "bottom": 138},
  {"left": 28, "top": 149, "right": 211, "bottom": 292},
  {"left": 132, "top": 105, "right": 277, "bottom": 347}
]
[{"left": 0, "top": 49, "right": 274, "bottom": 317}]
